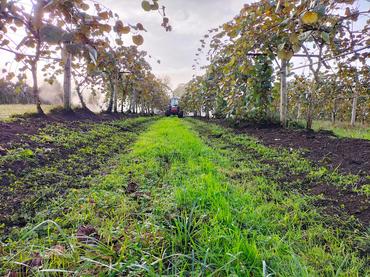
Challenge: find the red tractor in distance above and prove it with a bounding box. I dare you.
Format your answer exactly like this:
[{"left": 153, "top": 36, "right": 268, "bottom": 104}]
[{"left": 165, "top": 97, "right": 184, "bottom": 118}]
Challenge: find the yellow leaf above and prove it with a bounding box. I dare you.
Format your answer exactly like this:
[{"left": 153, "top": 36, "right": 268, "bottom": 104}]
[
  {"left": 122, "top": 26, "right": 130, "bottom": 34},
  {"left": 151, "top": 2, "right": 159, "bottom": 10},
  {"left": 277, "top": 49, "right": 293, "bottom": 60},
  {"left": 141, "top": 1, "right": 151, "bottom": 12},
  {"left": 115, "top": 38, "right": 123, "bottom": 45},
  {"left": 6, "top": 72, "right": 15, "bottom": 81},
  {"left": 115, "top": 20, "right": 130, "bottom": 34},
  {"left": 80, "top": 3, "right": 89, "bottom": 11},
  {"left": 292, "top": 44, "right": 301, "bottom": 53},
  {"left": 100, "top": 24, "right": 111, "bottom": 33},
  {"left": 1, "top": 39, "right": 9, "bottom": 46},
  {"left": 289, "top": 33, "right": 299, "bottom": 44},
  {"left": 301, "top": 11, "right": 319, "bottom": 25},
  {"left": 228, "top": 30, "right": 238, "bottom": 39},
  {"left": 98, "top": 12, "right": 110, "bottom": 20},
  {"left": 132, "top": 34, "right": 144, "bottom": 46},
  {"left": 223, "top": 23, "right": 232, "bottom": 32}
]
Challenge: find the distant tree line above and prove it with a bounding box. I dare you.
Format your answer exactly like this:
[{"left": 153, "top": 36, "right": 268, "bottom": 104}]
[
  {"left": 0, "top": 80, "right": 65, "bottom": 105},
  {"left": 0, "top": 81, "right": 35, "bottom": 104}
]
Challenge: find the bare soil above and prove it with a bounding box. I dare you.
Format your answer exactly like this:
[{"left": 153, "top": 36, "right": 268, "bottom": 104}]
[
  {"left": 0, "top": 109, "right": 133, "bottom": 149},
  {"left": 233, "top": 123, "right": 370, "bottom": 176},
  {"left": 199, "top": 118, "right": 370, "bottom": 175},
  {"left": 0, "top": 109, "right": 148, "bottom": 236}
]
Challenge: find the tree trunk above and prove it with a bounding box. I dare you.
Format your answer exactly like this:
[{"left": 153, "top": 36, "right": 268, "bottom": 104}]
[
  {"left": 113, "top": 74, "right": 118, "bottom": 113},
  {"left": 280, "top": 59, "right": 288, "bottom": 127},
  {"left": 351, "top": 89, "right": 358, "bottom": 127},
  {"left": 205, "top": 106, "right": 210, "bottom": 119},
  {"left": 120, "top": 83, "right": 126, "bottom": 113},
  {"left": 120, "top": 97, "right": 124, "bottom": 113},
  {"left": 331, "top": 112, "right": 336, "bottom": 124},
  {"left": 128, "top": 98, "right": 132, "bottom": 113},
  {"left": 76, "top": 85, "right": 88, "bottom": 110},
  {"left": 301, "top": 44, "right": 323, "bottom": 130},
  {"left": 297, "top": 101, "right": 301, "bottom": 120},
  {"left": 31, "top": 62, "right": 44, "bottom": 114},
  {"left": 63, "top": 46, "right": 72, "bottom": 111},
  {"left": 133, "top": 89, "right": 137, "bottom": 113},
  {"left": 106, "top": 77, "right": 114, "bottom": 113},
  {"left": 306, "top": 99, "right": 313, "bottom": 129},
  {"left": 306, "top": 87, "right": 314, "bottom": 130},
  {"left": 331, "top": 98, "right": 337, "bottom": 124}
]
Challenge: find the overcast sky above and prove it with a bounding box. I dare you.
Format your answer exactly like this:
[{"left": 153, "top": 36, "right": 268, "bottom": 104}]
[
  {"left": 1, "top": 0, "right": 368, "bottom": 90},
  {"left": 101, "top": 0, "right": 249, "bottom": 89},
  {"left": 102, "top": 0, "right": 369, "bottom": 89}
]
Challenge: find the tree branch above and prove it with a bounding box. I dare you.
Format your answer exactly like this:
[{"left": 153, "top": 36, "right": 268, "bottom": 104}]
[{"left": 0, "top": 47, "right": 61, "bottom": 61}]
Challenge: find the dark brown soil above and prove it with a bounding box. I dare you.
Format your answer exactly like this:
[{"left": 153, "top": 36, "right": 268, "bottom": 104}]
[
  {"left": 275, "top": 167, "right": 370, "bottom": 225},
  {"left": 210, "top": 119, "right": 370, "bottom": 176},
  {"left": 228, "top": 122, "right": 370, "bottom": 226},
  {"left": 0, "top": 109, "right": 136, "bottom": 149},
  {"left": 310, "top": 183, "right": 370, "bottom": 225},
  {"left": 0, "top": 109, "right": 149, "bottom": 236},
  {"left": 239, "top": 126, "right": 369, "bottom": 176}
]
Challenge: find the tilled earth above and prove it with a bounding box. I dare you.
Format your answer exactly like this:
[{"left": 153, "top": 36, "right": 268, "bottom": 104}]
[
  {"left": 0, "top": 109, "right": 133, "bottom": 149},
  {"left": 233, "top": 122, "right": 370, "bottom": 226},
  {"left": 234, "top": 123, "right": 370, "bottom": 176},
  {"left": 0, "top": 110, "right": 154, "bottom": 236},
  {"left": 209, "top": 120, "right": 370, "bottom": 176}
]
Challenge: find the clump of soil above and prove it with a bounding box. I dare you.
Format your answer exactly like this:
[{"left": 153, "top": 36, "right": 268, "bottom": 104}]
[
  {"left": 76, "top": 225, "right": 100, "bottom": 244},
  {"left": 126, "top": 182, "right": 139, "bottom": 194}
]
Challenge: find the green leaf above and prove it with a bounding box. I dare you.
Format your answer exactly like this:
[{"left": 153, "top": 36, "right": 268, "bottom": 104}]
[
  {"left": 66, "top": 43, "right": 83, "bottom": 55},
  {"left": 141, "top": 1, "right": 151, "bottom": 11},
  {"left": 40, "top": 25, "right": 65, "bottom": 44},
  {"left": 321, "top": 32, "right": 329, "bottom": 43}
]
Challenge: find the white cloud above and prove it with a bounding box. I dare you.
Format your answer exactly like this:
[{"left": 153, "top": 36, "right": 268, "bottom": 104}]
[
  {"left": 0, "top": 0, "right": 249, "bottom": 89},
  {"left": 101, "top": 0, "right": 248, "bottom": 88}
]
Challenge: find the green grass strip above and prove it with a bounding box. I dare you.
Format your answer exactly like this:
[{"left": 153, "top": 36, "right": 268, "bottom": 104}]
[{"left": 1, "top": 117, "right": 368, "bottom": 276}]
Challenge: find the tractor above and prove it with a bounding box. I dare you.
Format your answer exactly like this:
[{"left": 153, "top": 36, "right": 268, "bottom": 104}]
[{"left": 165, "top": 97, "right": 184, "bottom": 118}]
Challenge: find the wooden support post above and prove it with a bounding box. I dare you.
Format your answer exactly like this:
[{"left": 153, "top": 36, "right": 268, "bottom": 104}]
[
  {"left": 63, "top": 45, "right": 72, "bottom": 111},
  {"left": 280, "top": 59, "right": 288, "bottom": 127}
]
